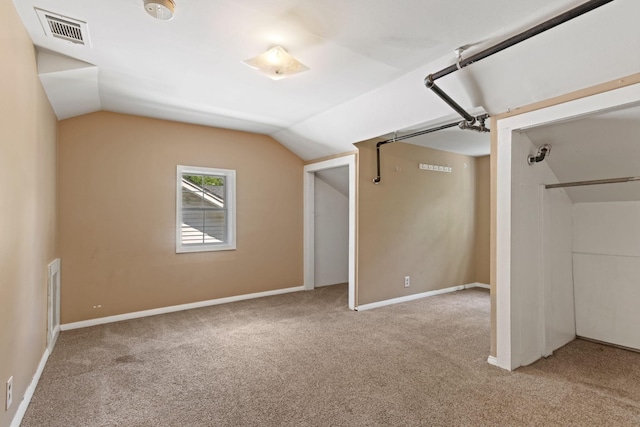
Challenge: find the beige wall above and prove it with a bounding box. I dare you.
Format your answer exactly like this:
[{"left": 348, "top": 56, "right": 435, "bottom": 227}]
[
  {"left": 58, "top": 112, "right": 303, "bottom": 323},
  {"left": 356, "top": 140, "right": 477, "bottom": 305},
  {"left": 0, "top": 1, "right": 58, "bottom": 426},
  {"left": 474, "top": 156, "right": 490, "bottom": 284}
]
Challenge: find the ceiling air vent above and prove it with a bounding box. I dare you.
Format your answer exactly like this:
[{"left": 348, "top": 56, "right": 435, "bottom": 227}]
[{"left": 35, "top": 8, "right": 91, "bottom": 47}]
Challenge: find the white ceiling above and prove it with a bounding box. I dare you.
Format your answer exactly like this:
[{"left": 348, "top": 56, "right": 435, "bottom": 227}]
[
  {"left": 316, "top": 166, "right": 349, "bottom": 197},
  {"left": 525, "top": 103, "right": 640, "bottom": 203},
  {"left": 11, "top": 0, "right": 640, "bottom": 160}
]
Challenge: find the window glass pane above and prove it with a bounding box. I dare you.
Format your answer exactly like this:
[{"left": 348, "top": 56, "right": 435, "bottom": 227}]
[
  {"left": 202, "top": 175, "right": 225, "bottom": 210},
  {"left": 181, "top": 210, "right": 205, "bottom": 245},
  {"left": 203, "top": 211, "right": 226, "bottom": 242},
  {"left": 182, "top": 191, "right": 203, "bottom": 208},
  {"left": 177, "top": 166, "right": 235, "bottom": 252},
  {"left": 181, "top": 174, "right": 203, "bottom": 208}
]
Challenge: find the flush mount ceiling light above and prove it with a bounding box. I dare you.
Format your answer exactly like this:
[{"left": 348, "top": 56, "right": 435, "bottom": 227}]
[
  {"left": 144, "top": 0, "right": 175, "bottom": 20},
  {"left": 242, "top": 46, "right": 309, "bottom": 80}
]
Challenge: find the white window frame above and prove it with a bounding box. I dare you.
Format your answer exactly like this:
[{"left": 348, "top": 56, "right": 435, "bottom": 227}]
[{"left": 176, "top": 165, "right": 236, "bottom": 253}]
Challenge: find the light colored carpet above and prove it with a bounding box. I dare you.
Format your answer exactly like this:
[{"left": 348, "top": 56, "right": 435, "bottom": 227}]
[{"left": 22, "top": 285, "right": 640, "bottom": 426}]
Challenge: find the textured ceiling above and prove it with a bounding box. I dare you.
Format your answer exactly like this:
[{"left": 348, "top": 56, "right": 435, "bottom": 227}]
[{"left": 11, "top": 0, "right": 640, "bottom": 159}]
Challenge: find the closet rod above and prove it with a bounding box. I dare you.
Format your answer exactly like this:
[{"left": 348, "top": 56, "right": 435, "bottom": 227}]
[{"left": 545, "top": 176, "right": 640, "bottom": 189}]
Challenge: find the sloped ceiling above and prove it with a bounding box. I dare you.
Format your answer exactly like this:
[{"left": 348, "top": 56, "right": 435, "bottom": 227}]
[
  {"left": 525, "top": 103, "right": 640, "bottom": 203},
  {"left": 316, "top": 166, "right": 349, "bottom": 197},
  {"left": 11, "top": 0, "right": 640, "bottom": 160}
]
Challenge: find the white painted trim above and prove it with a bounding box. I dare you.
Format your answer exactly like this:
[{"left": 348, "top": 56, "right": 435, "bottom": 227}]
[
  {"left": 61, "top": 285, "right": 305, "bottom": 331},
  {"left": 537, "top": 184, "right": 550, "bottom": 358},
  {"left": 10, "top": 348, "right": 50, "bottom": 427},
  {"left": 356, "top": 283, "right": 482, "bottom": 311},
  {"left": 303, "top": 154, "right": 357, "bottom": 310},
  {"left": 303, "top": 167, "right": 315, "bottom": 291},
  {"left": 497, "top": 85, "right": 640, "bottom": 133},
  {"left": 495, "top": 82, "right": 640, "bottom": 372},
  {"left": 496, "top": 126, "right": 514, "bottom": 371},
  {"left": 175, "top": 165, "right": 236, "bottom": 253},
  {"left": 487, "top": 356, "right": 499, "bottom": 367},
  {"left": 47, "top": 258, "right": 61, "bottom": 353},
  {"left": 465, "top": 282, "right": 490, "bottom": 290}
]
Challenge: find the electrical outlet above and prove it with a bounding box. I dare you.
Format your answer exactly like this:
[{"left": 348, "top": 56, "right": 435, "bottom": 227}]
[
  {"left": 404, "top": 276, "right": 410, "bottom": 287},
  {"left": 6, "top": 376, "right": 13, "bottom": 410}
]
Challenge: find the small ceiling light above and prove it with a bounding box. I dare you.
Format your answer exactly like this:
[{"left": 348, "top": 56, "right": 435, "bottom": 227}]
[
  {"left": 242, "top": 46, "right": 309, "bottom": 80},
  {"left": 144, "top": 0, "right": 175, "bottom": 20}
]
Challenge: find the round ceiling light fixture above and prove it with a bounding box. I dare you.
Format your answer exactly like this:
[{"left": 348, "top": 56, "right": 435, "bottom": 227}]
[{"left": 144, "top": 0, "right": 175, "bottom": 20}]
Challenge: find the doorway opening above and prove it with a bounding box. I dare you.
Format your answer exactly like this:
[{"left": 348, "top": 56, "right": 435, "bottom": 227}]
[{"left": 304, "top": 155, "right": 356, "bottom": 310}]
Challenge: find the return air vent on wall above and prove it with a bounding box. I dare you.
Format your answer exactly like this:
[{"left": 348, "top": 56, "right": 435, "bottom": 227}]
[{"left": 35, "top": 8, "right": 91, "bottom": 47}]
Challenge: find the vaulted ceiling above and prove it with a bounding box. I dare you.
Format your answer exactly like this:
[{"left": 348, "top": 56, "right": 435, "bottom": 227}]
[{"left": 12, "top": 0, "right": 640, "bottom": 160}]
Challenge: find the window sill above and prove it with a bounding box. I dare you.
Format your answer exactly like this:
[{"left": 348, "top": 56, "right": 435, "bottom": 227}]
[{"left": 176, "top": 244, "right": 237, "bottom": 254}]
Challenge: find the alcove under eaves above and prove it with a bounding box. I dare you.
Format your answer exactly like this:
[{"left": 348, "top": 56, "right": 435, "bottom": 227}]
[{"left": 520, "top": 103, "right": 640, "bottom": 360}]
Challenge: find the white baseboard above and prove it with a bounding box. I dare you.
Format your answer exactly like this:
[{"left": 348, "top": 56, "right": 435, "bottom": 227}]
[
  {"left": 10, "top": 348, "right": 50, "bottom": 427},
  {"left": 61, "top": 285, "right": 306, "bottom": 331},
  {"left": 356, "top": 282, "right": 486, "bottom": 312},
  {"left": 487, "top": 355, "right": 512, "bottom": 371},
  {"left": 465, "top": 282, "right": 490, "bottom": 290}
]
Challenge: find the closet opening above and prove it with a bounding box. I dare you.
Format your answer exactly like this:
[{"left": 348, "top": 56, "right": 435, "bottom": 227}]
[
  {"left": 494, "top": 82, "right": 640, "bottom": 371},
  {"left": 303, "top": 155, "right": 357, "bottom": 310}
]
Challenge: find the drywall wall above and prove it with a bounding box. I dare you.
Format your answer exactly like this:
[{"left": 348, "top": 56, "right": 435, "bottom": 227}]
[
  {"left": 573, "top": 202, "right": 640, "bottom": 257},
  {"left": 314, "top": 174, "right": 349, "bottom": 287},
  {"left": 508, "top": 131, "right": 545, "bottom": 367},
  {"left": 0, "top": 1, "right": 58, "bottom": 426},
  {"left": 506, "top": 132, "right": 574, "bottom": 368},
  {"left": 475, "top": 155, "right": 490, "bottom": 284},
  {"left": 573, "top": 201, "right": 640, "bottom": 350},
  {"left": 356, "top": 140, "right": 476, "bottom": 305},
  {"left": 541, "top": 184, "right": 575, "bottom": 355},
  {"left": 58, "top": 111, "right": 303, "bottom": 323}
]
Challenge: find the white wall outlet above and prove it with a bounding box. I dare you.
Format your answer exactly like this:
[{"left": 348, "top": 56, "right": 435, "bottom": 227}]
[
  {"left": 6, "top": 376, "right": 13, "bottom": 410},
  {"left": 404, "top": 276, "right": 410, "bottom": 287}
]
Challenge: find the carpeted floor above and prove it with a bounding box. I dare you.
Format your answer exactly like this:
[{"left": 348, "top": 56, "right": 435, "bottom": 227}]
[{"left": 22, "top": 285, "right": 640, "bottom": 426}]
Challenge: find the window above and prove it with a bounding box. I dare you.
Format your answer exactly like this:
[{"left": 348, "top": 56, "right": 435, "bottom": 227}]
[{"left": 176, "top": 165, "right": 236, "bottom": 253}]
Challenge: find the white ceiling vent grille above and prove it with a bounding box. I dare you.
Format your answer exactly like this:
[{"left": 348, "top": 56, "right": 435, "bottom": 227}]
[
  {"left": 46, "top": 16, "right": 83, "bottom": 43},
  {"left": 35, "top": 8, "right": 91, "bottom": 47}
]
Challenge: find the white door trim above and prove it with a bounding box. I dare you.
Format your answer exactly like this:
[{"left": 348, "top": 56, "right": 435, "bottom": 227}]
[
  {"left": 47, "top": 258, "right": 61, "bottom": 353},
  {"left": 304, "top": 154, "right": 357, "bottom": 310},
  {"left": 495, "top": 82, "right": 640, "bottom": 371}
]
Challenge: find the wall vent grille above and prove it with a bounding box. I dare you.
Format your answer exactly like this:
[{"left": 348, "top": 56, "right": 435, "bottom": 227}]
[{"left": 35, "top": 8, "right": 90, "bottom": 47}]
